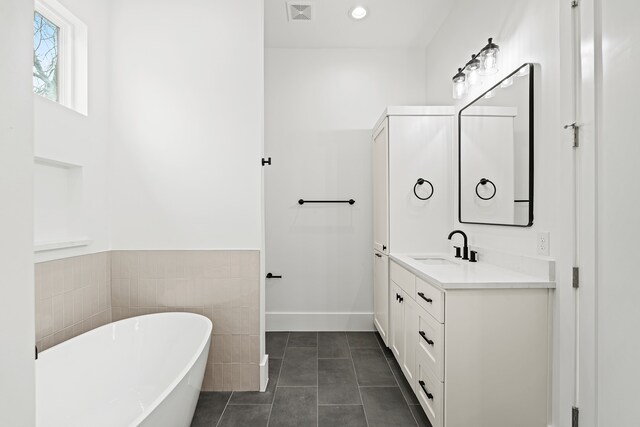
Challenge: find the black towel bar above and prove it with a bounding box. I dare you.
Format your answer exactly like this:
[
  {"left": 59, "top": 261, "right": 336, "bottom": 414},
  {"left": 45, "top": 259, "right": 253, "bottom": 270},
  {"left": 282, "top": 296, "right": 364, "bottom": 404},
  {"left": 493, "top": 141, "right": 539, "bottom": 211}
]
[{"left": 298, "top": 199, "right": 355, "bottom": 205}]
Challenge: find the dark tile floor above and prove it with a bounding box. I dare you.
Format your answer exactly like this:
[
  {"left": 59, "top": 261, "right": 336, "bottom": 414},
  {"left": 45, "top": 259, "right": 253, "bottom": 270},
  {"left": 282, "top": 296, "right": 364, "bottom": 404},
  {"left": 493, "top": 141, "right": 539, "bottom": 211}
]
[{"left": 191, "top": 331, "right": 432, "bottom": 427}]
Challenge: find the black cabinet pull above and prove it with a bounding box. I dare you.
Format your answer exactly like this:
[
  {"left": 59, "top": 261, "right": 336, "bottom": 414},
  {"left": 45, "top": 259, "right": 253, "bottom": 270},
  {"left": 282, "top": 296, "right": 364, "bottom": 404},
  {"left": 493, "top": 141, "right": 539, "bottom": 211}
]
[
  {"left": 395, "top": 293, "right": 399, "bottom": 301},
  {"left": 419, "top": 331, "right": 434, "bottom": 346},
  {"left": 419, "top": 381, "right": 434, "bottom": 400},
  {"left": 383, "top": 245, "right": 387, "bottom": 251},
  {"left": 266, "top": 273, "right": 282, "bottom": 279},
  {"left": 399, "top": 295, "right": 403, "bottom": 303},
  {"left": 417, "top": 292, "right": 433, "bottom": 303},
  {"left": 375, "top": 253, "right": 382, "bottom": 258}
]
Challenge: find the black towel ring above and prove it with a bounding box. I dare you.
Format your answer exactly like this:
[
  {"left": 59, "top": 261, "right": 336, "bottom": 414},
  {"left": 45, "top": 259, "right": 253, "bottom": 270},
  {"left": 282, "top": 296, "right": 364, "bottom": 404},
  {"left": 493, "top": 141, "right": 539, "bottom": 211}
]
[
  {"left": 413, "top": 178, "right": 434, "bottom": 201},
  {"left": 475, "top": 178, "right": 497, "bottom": 200}
]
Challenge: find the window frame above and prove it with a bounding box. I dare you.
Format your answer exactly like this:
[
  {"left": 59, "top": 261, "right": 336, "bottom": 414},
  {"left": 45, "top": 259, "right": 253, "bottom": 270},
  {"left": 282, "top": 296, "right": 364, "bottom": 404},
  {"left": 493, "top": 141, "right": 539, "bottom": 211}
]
[{"left": 34, "top": 0, "right": 87, "bottom": 115}]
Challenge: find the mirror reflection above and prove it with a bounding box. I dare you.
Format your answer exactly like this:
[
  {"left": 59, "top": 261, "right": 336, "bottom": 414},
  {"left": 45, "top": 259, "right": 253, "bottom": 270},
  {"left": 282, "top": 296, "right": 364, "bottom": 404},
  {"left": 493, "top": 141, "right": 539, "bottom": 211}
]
[{"left": 459, "top": 63, "right": 534, "bottom": 226}]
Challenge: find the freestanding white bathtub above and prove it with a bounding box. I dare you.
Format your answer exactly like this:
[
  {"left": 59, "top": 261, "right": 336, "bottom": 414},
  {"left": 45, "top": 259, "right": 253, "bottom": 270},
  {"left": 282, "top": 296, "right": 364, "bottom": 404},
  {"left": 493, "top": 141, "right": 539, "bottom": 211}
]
[{"left": 36, "top": 312, "right": 212, "bottom": 427}]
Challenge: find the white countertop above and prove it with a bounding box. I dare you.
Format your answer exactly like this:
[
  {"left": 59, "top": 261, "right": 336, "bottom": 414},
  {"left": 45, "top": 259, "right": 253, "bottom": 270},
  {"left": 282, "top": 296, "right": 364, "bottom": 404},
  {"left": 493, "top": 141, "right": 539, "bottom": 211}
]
[{"left": 390, "top": 253, "right": 556, "bottom": 290}]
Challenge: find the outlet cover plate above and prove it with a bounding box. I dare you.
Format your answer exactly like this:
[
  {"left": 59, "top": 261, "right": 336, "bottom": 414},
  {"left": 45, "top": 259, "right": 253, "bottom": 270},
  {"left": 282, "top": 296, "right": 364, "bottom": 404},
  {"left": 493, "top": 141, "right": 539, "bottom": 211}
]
[{"left": 537, "top": 231, "right": 550, "bottom": 256}]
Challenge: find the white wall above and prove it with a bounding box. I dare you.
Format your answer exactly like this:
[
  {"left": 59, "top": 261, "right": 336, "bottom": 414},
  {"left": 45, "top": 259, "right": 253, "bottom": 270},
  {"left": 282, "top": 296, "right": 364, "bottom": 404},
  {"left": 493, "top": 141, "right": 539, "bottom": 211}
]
[
  {"left": 424, "top": 1, "right": 574, "bottom": 426},
  {"left": 596, "top": 0, "right": 640, "bottom": 424},
  {"left": 265, "top": 48, "right": 427, "bottom": 330},
  {"left": 34, "top": 0, "right": 111, "bottom": 263},
  {"left": 108, "top": 0, "right": 264, "bottom": 250},
  {"left": 0, "top": 0, "right": 35, "bottom": 424}
]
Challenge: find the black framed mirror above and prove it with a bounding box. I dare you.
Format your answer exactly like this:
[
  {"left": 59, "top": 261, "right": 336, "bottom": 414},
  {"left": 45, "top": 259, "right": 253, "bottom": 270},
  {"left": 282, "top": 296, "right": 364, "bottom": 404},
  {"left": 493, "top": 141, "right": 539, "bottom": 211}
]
[{"left": 458, "top": 63, "right": 534, "bottom": 227}]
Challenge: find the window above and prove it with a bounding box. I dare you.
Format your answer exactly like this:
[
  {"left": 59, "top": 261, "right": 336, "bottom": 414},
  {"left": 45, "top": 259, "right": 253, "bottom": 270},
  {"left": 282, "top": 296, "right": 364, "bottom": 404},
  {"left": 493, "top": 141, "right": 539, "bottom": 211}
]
[
  {"left": 33, "top": 0, "right": 88, "bottom": 115},
  {"left": 33, "top": 12, "right": 60, "bottom": 102}
]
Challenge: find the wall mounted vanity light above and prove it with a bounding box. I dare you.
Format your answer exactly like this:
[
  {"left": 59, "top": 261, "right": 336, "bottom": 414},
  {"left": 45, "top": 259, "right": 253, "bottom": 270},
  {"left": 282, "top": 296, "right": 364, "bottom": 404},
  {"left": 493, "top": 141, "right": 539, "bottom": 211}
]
[
  {"left": 452, "top": 68, "right": 467, "bottom": 99},
  {"left": 479, "top": 38, "right": 500, "bottom": 75},
  {"left": 451, "top": 38, "right": 501, "bottom": 99}
]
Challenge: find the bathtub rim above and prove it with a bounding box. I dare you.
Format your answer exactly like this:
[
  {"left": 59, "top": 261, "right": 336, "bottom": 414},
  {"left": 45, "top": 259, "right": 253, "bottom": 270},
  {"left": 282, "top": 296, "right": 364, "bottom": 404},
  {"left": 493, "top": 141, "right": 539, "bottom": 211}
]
[{"left": 37, "top": 312, "right": 213, "bottom": 427}]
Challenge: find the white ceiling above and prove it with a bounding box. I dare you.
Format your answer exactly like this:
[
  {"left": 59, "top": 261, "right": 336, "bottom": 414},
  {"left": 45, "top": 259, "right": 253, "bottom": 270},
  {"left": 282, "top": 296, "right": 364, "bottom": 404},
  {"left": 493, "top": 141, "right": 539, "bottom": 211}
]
[{"left": 265, "top": 0, "right": 456, "bottom": 49}]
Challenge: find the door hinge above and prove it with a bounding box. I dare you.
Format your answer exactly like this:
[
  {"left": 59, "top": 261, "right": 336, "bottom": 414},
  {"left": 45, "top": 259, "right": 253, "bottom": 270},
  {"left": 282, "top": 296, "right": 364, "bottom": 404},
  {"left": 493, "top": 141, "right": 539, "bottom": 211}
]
[
  {"left": 571, "top": 0, "right": 579, "bottom": 7},
  {"left": 572, "top": 267, "right": 580, "bottom": 288},
  {"left": 262, "top": 157, "right": 272, "bottom": 166},
  {"left": 572, "top": 406, "right": 579, "bottom": 427},
  {"left": 564, "top": 123, "right": 580, "bottom": 147}
]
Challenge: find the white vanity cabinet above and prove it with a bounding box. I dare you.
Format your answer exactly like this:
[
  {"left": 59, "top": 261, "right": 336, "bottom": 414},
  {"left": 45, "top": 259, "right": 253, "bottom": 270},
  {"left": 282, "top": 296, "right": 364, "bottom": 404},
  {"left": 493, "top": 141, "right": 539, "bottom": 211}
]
[
  {"left": 389, "top": 259, "right": 552, "bottom": 427},
  {"left": 389, "top": 281, "right": 405, "bottom": 360},
  {"left": 372, "top": 119, "right": 389, "bottom": 255},
  {"left": 371, "top": 106, "right": 454, "bottom": 347},
  {"left": 371, "top": 107, "right": 454, "bottom": 255},
  {"left": 373, "top": 250, "right": 389, "bottom": 345},
  {"left": 389, "top": 279, "right": 418, "bottom": 387}
]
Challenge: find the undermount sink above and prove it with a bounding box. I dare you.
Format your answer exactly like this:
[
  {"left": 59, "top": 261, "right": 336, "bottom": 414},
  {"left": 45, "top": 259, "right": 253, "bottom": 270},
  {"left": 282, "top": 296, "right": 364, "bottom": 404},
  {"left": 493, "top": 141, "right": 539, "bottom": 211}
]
[{"left": 410, "top": 256, "right": 458, "bottom": 266}]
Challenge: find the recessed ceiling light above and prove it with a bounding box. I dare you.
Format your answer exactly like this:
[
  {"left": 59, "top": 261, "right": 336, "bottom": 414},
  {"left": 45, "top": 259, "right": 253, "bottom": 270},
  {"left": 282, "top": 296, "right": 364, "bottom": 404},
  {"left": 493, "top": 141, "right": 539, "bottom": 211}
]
[{"left": 350, "top": 6, "right": 367, "bottom": 20}]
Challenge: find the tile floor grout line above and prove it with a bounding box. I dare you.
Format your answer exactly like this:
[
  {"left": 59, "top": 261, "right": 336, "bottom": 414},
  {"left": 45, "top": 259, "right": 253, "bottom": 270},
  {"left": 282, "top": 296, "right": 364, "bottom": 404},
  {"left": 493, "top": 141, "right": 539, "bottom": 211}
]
[
  {"left": 317, "top": 403, "right": 364, "bottom": 406},
  {"left": 266, "top": 331, "right": 290, "bottom": 426},
  {"left": 213, "top": 392, "right": 233, "bottom": 427},
  {"left": 358, "top": 385, "right": 409, "bottom": 388},
  {"left": 274, "top": 385, "right": 320, "bottom": 387},
  {"left": 201, "top": 332, "right": 420, "bottom": 427},
  {"left": 347, "top": 336, "right": 370, "bottom": 427},
  {"left": 376, "top": 333, "right": 421, "bottom": 427},
  {"left": 266, "top": 386, "right": 278, "bottom": 427}
]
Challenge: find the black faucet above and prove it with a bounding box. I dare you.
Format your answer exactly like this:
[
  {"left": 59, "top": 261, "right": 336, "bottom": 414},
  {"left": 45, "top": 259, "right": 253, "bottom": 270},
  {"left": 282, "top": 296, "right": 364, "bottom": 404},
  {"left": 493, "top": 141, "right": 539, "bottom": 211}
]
[{"left": 448, "top": 230, "right": 469, "bottom": 260}]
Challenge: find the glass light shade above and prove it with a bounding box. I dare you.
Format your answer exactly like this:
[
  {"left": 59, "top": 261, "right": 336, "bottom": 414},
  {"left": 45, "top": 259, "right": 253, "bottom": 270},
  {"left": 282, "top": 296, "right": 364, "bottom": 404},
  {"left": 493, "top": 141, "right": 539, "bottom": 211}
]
[
  {"left": 479, "top": 38, "right": 500, "bottom": 76},
  {"left": 517, "top": 64, "right": 530, "bottom": 77},
  {"left": 452, "top": 69, "right": 467, "bottom": 99},
  {"left": 500, "top": 76, "right": 513, "bottom": 88},
  {"left": 480, "top": 49, "right": 499, "bottom": 75},
  {"left": 467, "top": 68, "right": 480, "bottom": 86},
  {"left": 466, "top": 55, "right": 481, "bottom": 86}
]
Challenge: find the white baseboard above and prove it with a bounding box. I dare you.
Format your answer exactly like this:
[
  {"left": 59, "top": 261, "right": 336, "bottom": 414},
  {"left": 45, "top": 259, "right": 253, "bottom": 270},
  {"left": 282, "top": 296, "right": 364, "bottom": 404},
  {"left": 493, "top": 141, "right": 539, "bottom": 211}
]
[
  {"left": 259, "top": 354, "right": 269, "bottom": 392},
  {"left": 266, "top": 312, "right": 374, "bottom": 331}
]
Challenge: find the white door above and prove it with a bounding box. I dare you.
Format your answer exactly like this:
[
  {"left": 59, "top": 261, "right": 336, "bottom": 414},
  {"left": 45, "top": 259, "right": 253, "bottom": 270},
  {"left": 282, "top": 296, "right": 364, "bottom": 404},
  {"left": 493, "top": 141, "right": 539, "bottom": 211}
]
[
  {"left": 390, "top": 281, "right": 405, "bottom": 360},
  {"left": 373, "top": 250, "right": 389, "bottom": 345},
  {"left": 577, "top": 1, "right": 640, "bottom": 425},
  {"left": 373, "top": 119, "right": 389, "bottom": 254}
]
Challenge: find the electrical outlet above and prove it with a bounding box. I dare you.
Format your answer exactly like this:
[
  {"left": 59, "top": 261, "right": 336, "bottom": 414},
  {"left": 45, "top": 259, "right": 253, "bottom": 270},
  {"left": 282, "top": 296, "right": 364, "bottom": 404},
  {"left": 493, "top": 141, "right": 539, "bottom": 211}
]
[{"left": 537, "top": 232, "right": 550, "bottom": 256}]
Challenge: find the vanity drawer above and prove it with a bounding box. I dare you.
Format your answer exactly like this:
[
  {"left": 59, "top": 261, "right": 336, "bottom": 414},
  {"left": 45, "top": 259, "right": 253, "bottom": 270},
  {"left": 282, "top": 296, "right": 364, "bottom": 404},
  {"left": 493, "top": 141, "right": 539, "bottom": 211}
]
[
  {"left": 416, "top": 277, "right": 444, "bottom": 323},
  {"left": 390, "top": 261, "right": 415, "bottom": 298},
  {"left": 416, "top": 350, "right": 444, "bottom": 427},
  {"left": 416, "top": 306, "right": 444, "bottom": 381}
]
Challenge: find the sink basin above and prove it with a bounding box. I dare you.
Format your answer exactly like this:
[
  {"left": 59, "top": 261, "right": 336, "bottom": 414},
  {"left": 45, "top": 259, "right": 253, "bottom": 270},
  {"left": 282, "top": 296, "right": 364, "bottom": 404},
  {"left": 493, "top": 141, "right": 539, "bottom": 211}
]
[{"left": 410, "top": 256, "right": 458, "bottom": 266}]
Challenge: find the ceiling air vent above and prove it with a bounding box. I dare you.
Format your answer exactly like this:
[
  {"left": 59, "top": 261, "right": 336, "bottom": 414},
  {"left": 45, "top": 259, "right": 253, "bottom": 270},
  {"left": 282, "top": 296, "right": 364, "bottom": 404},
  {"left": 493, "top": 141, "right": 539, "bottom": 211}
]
[{"left": 287, "top": 2, "right": 312, "bottom": 21}]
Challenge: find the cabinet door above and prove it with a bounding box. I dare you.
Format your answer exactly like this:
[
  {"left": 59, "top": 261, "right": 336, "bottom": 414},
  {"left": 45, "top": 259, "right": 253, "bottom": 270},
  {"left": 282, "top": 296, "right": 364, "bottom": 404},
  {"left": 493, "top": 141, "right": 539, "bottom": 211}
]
[
  {"left": 390, "top": 282, "right": 405, "bottom": 360},
  {"left": 388, "top": 115, "right": 452, "bottom": 253},
  {"left": 373, "top": 251, "right": 389, "bottom": 346},
  {"left": 373, "top": 119, "right": 389, "bottom": 254},
  {"left": 402, "top": 292, "right": 419, "bottom": 388}
]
